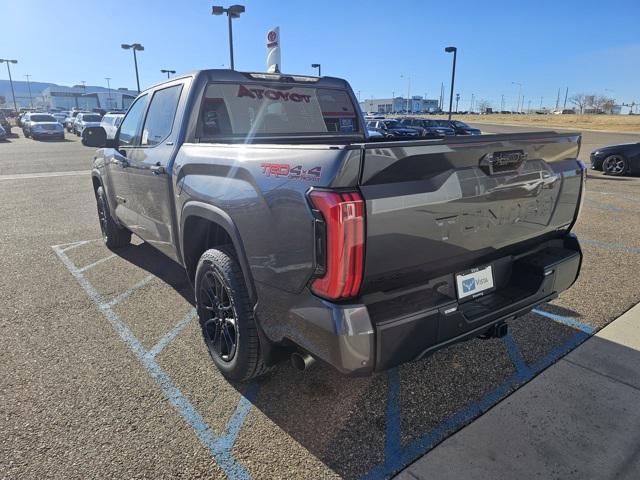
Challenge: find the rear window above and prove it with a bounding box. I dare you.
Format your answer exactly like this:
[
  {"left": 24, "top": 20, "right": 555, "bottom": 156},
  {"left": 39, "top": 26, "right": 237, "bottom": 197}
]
[
  {"left": 83, "top": 114, "right": 102, "bottom": 122},
  {"left": 31, "top": 115, "right": 56, "bottom": 122},
  {"left": 197, "top": 82, "right": 360, "bottom": 140}
]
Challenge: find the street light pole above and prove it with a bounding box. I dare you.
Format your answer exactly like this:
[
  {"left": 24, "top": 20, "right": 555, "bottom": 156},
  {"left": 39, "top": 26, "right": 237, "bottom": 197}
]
[
  {"left": 400, "top": 74, "right": 411, "bottom": 113},
  {"left": 445, "top": 46, "right": 457, "bottom": 120},
  {"left": 161, "top": 69, "right": 176, "bottom": 79},
  {"left": 24, "top": 74, "right": 33, "bottom": 109},
  {"left": 212, "top": 5, "right": 246, "bottom": 71},
  {"left": 512, "top": 81, "right": 522, "bottom": 112},
  {"left": 105, "top": 77, "right": 113, "bottom": 109},
  {"left": 0, "top": 59, "right": 18, "bottom": 112},
  {"left": 121, "top": 43, "right": 144, "bottom": 93},
  {"left": 311, "top": 63, "right": 321, "bottom": 77}
]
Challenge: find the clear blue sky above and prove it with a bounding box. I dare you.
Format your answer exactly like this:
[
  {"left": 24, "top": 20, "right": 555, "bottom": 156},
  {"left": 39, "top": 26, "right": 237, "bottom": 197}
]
[{"left": 3, "top": 0, "right": 639, "bottom": 109}]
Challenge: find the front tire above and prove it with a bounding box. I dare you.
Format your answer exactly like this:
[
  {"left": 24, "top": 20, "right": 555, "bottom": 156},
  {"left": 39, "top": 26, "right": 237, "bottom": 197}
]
[
  {"left": 195, "top": 248, "right": 269, "bottom": 382},
  {"left": 602, "top": 154, "right": 628, "bottom": 176},
  {"left": 96, "top": 186, "right": 131, "bottom": 248}
]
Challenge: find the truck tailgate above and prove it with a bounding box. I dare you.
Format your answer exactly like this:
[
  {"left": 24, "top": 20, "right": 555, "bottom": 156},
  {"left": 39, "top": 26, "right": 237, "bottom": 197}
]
[{"left": 358, "top": 132, "right": 583, "bottom": 294}]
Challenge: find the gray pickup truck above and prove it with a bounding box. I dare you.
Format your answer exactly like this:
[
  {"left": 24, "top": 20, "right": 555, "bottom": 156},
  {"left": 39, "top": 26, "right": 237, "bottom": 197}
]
[{"left": 84, "top": 69, "right": 585, "bottom": 382}]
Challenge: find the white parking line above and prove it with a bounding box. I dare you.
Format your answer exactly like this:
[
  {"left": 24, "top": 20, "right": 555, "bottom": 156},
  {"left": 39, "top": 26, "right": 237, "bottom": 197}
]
[
  {"left": 0, "top": 170, "right": 89, "bottom": 181},
  {"left": 78, "top": 254, "right": 117, "bottom": 273}
]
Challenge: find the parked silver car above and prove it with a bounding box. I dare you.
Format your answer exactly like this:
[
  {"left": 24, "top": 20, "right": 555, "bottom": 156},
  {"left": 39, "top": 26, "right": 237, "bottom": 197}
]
[
  {"left": 22, "top": 113, "right": 65, "bottom": 140},
  {"left": 64, "top": 110, "right": 89, "bottom": 132},
  {"left": 73, "top": 112, "right": 102, "bottom": 136}
]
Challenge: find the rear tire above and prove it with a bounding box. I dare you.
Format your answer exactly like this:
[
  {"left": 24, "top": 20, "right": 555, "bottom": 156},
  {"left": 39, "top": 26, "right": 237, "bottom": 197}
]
[
  {"left": 96, "top": 186, "right": 131, "bottom": 249},
  {"left": 195, "top": 248, "right": 270, "bottom": 382},
  {"left": 602, "top": 154, "right": 628, "bottom": 176}
]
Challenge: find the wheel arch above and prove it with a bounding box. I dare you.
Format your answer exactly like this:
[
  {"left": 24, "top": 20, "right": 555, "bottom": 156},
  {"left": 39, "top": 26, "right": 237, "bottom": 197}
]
[{"left": 180, "top": 201, "right": 257, "bottom": 306}]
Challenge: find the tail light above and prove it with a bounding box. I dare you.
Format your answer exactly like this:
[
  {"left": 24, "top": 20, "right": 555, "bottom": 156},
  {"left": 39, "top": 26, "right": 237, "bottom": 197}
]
[{"left": 308, "top": 190, "right": 365, "bottom": 300}]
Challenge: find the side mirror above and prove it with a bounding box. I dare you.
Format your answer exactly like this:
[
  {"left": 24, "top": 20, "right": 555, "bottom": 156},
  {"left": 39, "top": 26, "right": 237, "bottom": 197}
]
[{"left": 82, "top": 126, "right": 112, "bottom": 148}]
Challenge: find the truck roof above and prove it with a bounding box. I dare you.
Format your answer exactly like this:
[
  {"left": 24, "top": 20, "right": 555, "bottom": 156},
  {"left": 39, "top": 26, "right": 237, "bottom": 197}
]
[{"left": 143, "top": 69, "right": 351, "bottom": 93}]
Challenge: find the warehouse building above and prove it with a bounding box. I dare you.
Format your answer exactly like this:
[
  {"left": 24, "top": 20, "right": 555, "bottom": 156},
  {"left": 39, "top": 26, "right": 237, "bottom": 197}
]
[
  {"left": 41, "top": 86, "right": 138, "bottom": 111},
  {"left": 360, "top": 96, "right": 440, "bottom": 114}
]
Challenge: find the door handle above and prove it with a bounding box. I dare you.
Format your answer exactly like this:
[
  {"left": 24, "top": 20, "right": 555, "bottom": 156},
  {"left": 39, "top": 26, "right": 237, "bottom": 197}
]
[{"left": 151, "top": 164, "right": 166, "bottom": 175}]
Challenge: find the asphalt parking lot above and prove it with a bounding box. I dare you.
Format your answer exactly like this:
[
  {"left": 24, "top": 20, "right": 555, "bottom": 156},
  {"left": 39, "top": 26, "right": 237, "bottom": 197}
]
[{"left": 1, "top": 126, "right": 639, "bottom": 479}]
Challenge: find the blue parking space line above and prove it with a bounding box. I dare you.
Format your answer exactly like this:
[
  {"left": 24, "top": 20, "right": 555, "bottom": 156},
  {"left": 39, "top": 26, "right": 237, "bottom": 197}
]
[
  {"left": 529, "top": 330, "right": 591, "bottom": 373},
  {"left": 580, "top": 239, "right": 640, "bottom": 255},
  {"left": 215, "top": 383, "right": 260, "bottom": 452},
  {"left": 384, "top": 368, "right": 402, "bottom": 463},
  {"left": 146, "top": 308, "right": 198, "bottom": 359},
  {"left": 532, "top": 308, "right": 594, "bottom": 334},
  {"left": 362, "top": 326, "right": 592, "bottom": 480},
  {"left": 53, "top": 245, "right": 254, "bottom": 480},
  {"left": 584, "top": 199, "right": 623, "bottom": 213},
  {"left": 502, "top": 333, "right": 529, "bottom": 375}
]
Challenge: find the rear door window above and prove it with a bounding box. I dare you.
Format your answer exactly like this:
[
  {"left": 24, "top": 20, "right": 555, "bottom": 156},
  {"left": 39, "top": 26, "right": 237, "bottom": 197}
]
[
  {"left": 141, "top": 85, "right": 182, "bottom": 146},
  {"left": 198, "top": 82, "right": 360, "bottom": 140}
]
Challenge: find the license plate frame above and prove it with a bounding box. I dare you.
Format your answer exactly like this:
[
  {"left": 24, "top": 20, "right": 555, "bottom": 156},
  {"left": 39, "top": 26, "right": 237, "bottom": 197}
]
[{"left": 455, "top": 265, "right": 495, "bottom": 302}]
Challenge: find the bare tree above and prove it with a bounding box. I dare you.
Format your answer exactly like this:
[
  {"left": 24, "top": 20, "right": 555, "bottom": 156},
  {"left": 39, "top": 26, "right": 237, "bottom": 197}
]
[
  {"left": 477, "top": 99, "right": 492, "bottom": 113},
  {"left": 598, "top": 96, "right": 616, "bottom": 114},
  {"left": 569, "top": 93, "right": 586, "bottom": 114}
]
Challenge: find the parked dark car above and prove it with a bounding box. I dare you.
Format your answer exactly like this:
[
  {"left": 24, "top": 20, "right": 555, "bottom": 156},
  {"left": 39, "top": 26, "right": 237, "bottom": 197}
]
[
  {"left": 591, "top": 143, "right": 640, "bottom": 176},
  {"left": 398, "top": 118, "right": 455, "bottom": 137},
  {"left": 445, "top": 120, "right": 482, "bottom": 135},
  {"left": 366, "top": 119, "right": 420, "bottom": 138}
]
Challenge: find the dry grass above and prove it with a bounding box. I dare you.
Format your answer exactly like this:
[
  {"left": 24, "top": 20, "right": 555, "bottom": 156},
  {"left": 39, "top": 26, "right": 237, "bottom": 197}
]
[{"left": 426, "top": 114, "right": 640, "bottom": 133}]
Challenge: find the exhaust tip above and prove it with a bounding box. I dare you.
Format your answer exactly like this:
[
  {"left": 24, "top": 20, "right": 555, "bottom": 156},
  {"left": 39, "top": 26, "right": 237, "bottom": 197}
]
[{"left": 291, "top": 352, "right": 315, "bottom": 371}]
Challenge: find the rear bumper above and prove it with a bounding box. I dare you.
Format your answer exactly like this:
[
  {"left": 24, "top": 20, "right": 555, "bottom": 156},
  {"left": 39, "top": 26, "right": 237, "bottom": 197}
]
[{"left": 260, "top": 234, "right": 582, "bottom": 376}]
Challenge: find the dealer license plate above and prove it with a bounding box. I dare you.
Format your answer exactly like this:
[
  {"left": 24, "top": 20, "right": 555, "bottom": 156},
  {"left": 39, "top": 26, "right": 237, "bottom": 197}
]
[{"left": 455, "top": 266, "right": 495, "bottom": 301}]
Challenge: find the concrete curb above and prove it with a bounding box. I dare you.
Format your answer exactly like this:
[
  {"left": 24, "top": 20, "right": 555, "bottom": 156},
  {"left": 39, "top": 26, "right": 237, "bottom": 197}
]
[{"left": 396, "top": 302, "right": 640, "bottom": 480}]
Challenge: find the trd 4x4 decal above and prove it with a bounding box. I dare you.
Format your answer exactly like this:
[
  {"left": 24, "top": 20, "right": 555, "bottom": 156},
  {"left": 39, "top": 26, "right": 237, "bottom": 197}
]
[{"left": 261, "top": 163, "right": 322, "bottom": 182}]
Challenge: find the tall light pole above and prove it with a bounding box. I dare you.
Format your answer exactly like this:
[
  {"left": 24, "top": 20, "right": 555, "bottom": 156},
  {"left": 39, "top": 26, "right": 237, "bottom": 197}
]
[
  {"left": 400, "top": 74, "right": 411, "bottom": 113},
  {"left": 212, "top": 5, "right": 245, "bottom": 71},
  {"left": 511, "top": 81, "right": 522, "bottom": 112},
  {"left": 105, "top": 77, "right": 113, "bottom": 109},
  {"left": 161, "top": 69, "right": 176, "bottom": 79},
  {"left": 311, "top": 63, "right": 321, "bottom": 77},
  {"left": 0, "top": 59, "right": 18, "bottom": 112},
  {"left": 445, "top": 46, "right": 457, "bottom": 120},
  {"left": 121, "top": 43, "right": 144, "bottom": 93},
  {"left": 24, "top": 74, "right": 34, "bottom": 109}
]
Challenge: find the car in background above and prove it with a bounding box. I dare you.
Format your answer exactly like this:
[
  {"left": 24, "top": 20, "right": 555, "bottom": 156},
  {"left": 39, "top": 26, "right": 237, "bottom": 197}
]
[
  {"left": 590, "top": 143, "right": 640, "bottom": 176},
  {"left": 100, "top": 112, "right": 125, "bottom": 139},
  {"left": 0, "top": 124, "right": 6, "bottom": 141},
  {"left": 442, "top": 120, "right": 481, "bottom": 135},
  {"left": 64, "top": 111, "right": 88, "bottom": 132},
  {"left": 366, "top": 119, "right": 420, "bottom": 138},
  {"left": 0, "top": 112, "right": 11, "bottom": 136},
  {"left": 22, "top": 113, "right": 65, "bottom": 140},
  {"left": 397, "top": 118, "right": 456, "bottom": 137},
  {"left": 366, "top": 128, "right": 384, "bottom": 139},
  {"left": 73, "top": 112, "right": 102, "bottom": 136},
  {"left": 51, "top": 112, "right": 68, "bottom": 125}
]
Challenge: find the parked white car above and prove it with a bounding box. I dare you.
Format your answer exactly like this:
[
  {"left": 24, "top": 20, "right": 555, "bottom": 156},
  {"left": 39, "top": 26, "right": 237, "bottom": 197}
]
[{"left": 100, "top": 112, "right": 125, "bottom": 140}]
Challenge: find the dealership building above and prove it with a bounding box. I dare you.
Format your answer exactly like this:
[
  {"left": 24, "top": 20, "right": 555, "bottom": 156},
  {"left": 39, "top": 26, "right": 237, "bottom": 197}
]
[
  {"left": 40, "top": 86, "right": 138, "bottom": 111},
  {"left": 360, "top": 96, "right": 440, "bottom": 113}
]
